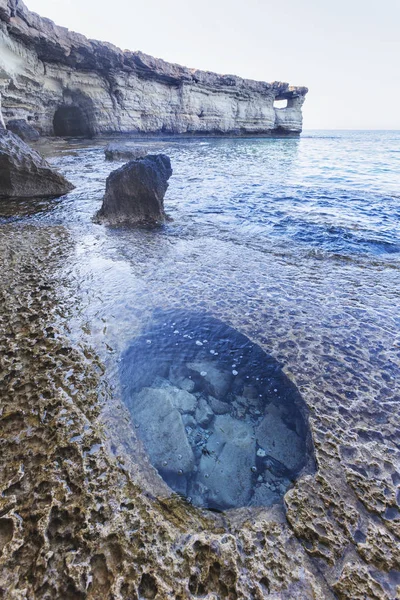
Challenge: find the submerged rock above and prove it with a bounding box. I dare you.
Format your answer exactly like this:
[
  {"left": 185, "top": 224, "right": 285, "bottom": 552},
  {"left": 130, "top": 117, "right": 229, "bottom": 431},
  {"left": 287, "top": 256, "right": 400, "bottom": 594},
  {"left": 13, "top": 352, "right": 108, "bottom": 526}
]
[
  {"left": 0, "top": 130, "right": 74, "bottom": 199},
  {"left": 195, "top": 415, "right": 256, "bottom": 508},
  {"left": 187, "top": 361, "right": 233, "bottom": 399},
  {"left": 195, "top": 397, "right": 214, "bottom": 427},
  {"left": 6, "top": 119, "right": 40, "bottom": 142},
  {"left": 95, "top": 154, "right": 172, "bottom": 226},
  {"left": 131, "top": 386, "right": 195, "bottom": 475},
  {"left": 256, "top": 405, "right": 306, "bottom": 472},
  {"left": 104, "top": 143, "right": 149, "bottom": 161}
]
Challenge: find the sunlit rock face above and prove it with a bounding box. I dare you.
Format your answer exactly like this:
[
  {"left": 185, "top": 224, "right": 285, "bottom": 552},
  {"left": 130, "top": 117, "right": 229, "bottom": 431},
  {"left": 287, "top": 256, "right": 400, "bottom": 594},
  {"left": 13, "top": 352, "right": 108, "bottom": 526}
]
[
  {"left": 0, "top": 1, "right": 307, "bottom": 137},
  {"left": 121, "top": 310, "right": 315, "bottom": 510}
]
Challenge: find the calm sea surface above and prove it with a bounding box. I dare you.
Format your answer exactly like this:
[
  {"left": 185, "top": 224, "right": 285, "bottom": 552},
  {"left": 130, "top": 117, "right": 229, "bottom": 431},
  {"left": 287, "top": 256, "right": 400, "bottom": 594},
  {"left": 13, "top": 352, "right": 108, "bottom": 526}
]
[{"left": 3, "top": 129, "right": 399, "bottom": 357}]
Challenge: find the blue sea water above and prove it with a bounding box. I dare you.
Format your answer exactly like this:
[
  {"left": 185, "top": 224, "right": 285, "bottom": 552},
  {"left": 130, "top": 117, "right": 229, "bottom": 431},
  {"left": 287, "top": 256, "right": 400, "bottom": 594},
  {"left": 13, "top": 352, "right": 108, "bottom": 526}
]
[
  {"left": 6, "top": 129, "right": 400, "bottom": 257},
  {"left": 2, "top": 129, "right": 399, "bottom": 350}
]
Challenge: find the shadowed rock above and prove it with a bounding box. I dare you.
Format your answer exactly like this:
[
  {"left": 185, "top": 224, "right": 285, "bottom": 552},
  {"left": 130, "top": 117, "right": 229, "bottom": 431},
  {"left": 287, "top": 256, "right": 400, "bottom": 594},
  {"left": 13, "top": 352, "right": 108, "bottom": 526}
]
[
  {"left": 104, "top": 143, "right": 149, "bottom": 161},
  {"left": 95, "top": 154, "right": 172, "bottom": 226},
  {"left": 0, "top": 130, "right": 75, "bottom": 199},
  {"left": 6, "top": 119, "right": 40, "bottom": 142}
]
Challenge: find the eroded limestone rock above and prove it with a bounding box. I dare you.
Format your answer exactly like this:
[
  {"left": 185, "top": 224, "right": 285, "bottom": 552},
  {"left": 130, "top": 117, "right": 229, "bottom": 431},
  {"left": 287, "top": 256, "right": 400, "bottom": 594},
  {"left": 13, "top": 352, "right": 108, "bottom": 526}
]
[
  {"left": 0, "top": 1, "right": 307, "bottom": 136},
  {"left": 0, "top": 130, "right": 74, "bottom": 199},
  {"left": 95, "top": 154, "right": 172, "bottom": 226}
]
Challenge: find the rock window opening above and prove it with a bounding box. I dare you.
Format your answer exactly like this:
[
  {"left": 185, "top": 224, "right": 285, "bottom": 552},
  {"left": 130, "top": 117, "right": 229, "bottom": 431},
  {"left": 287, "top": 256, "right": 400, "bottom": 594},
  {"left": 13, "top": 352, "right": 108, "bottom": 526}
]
[{"left": 273, "top": 99, "right": 288, "bottom": 109}]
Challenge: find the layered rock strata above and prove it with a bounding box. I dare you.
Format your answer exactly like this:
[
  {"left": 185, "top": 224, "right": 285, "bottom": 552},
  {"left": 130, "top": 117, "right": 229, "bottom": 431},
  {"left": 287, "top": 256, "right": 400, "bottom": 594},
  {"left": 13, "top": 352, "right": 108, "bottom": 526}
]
[{"left": 0, "top": 0, "right": 307, "bottom": 136}]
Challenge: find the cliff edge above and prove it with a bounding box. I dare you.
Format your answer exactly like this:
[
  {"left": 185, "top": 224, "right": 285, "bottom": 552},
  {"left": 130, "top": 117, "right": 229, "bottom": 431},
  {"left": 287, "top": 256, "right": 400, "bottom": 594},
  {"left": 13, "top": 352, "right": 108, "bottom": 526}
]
[{"left": 0, "top": 0, "right": 308, "bottom": 136}]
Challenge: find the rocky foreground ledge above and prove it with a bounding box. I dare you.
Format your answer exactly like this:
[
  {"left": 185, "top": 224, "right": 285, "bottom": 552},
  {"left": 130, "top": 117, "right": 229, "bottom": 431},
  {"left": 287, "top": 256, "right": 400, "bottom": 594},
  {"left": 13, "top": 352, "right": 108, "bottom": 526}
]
[{"left": 0, "top": 0, "right": 307, "bottom": 136}]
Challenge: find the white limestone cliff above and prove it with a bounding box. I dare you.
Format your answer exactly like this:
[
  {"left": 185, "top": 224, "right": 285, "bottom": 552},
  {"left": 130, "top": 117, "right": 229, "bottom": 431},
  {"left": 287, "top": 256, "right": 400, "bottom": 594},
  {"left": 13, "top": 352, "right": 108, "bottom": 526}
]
[{"left": 0, "top": 0, "right": 308, "bottom": 136}]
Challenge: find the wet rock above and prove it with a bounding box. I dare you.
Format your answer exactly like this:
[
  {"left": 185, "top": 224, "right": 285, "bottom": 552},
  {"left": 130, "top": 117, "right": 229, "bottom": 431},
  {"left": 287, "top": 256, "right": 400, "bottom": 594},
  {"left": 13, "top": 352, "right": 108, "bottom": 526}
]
[
  {"left": 0, "top": 130, "right": 74, "bottom": 199},
  {"left": 131, "top": 387, "right": 194, "bottom": 474},
  {"left": 169, "top": 364, "right": 195, "bottom": 392},
  {"left": 256, "top": 406, "right": 306, "bottom": 472},
  {"left": 250, "top": 471, "right": 292, "bottom": 507},
  {"left": 95, "top": 154, "right": 172, "bottom": 226},
  {"left": 104, "top": 143, "right": 149, "bottom": 161},
  {"left": 208, "top": 395, "right": 230, "bottom": 415},
  {"left": 168, "top": 387, "right": 197, "bottom": 414},
  {"left": 195, "top": 415, "right": 256, "bottom": 508},
  {"left": 6, "top": 119, "right": 40, "bottom": 142},
  {"left": 187, "top": 361, "right": 232, "bottom": 399},
  {"left": 195, "top": 397, "right": 214, "bottom": 427}
]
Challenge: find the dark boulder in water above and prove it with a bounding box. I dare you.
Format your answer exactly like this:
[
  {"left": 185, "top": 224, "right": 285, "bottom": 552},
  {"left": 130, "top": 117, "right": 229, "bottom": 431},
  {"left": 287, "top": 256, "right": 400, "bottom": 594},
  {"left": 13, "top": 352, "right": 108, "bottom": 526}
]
[
  {"left": 0, "top": 130, "right": 75, "bottom": 199},
  {"left": 95, "top": 154, "right": 172, "bottom": 226},
  {"left": 6, "top": 119, "right": 40, "bottom": 142},
  {"left": 104, "top": 143, "right": 149, "bottom": 161}
]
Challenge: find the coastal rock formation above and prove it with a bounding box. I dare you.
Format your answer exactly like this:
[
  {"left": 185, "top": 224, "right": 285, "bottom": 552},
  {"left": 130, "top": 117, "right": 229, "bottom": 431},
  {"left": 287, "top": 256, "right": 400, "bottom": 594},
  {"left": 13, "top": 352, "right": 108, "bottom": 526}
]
[
  {"left": 0, "top": 129, "right": 74, "bottom": 198},
  {"left": 6, "top": 118, "right": 40, "bottom": 141},
  {"left": 104, "top": 143, "right": 149, "bottom": 161},
  {"left": 95, "top": 154, "right": 172, "bottom": 225},
  {"left": 0, "top": 0, "right": 307, "bottom": 136}
]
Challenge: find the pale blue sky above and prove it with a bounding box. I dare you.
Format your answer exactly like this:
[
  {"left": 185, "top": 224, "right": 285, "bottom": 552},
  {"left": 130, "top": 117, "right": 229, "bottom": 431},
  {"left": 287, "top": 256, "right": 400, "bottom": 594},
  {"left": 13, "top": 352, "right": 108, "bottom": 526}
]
[{"left": 25, "top": 0, "right": 400, "bottom": 129}]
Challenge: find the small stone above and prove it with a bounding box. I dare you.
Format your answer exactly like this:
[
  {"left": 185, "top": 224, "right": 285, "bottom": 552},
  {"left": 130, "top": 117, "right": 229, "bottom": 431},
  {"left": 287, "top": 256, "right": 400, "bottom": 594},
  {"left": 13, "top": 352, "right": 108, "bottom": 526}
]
[{"left": 195, "top": 397, "right": 214, "bottom": 427}]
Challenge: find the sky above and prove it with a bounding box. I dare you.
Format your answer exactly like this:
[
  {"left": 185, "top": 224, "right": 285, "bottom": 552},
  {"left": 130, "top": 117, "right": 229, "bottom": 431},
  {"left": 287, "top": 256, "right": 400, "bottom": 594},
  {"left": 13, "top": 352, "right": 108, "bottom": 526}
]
[{"left": 25, "top": 0, "right": 400, "bottom": 130}]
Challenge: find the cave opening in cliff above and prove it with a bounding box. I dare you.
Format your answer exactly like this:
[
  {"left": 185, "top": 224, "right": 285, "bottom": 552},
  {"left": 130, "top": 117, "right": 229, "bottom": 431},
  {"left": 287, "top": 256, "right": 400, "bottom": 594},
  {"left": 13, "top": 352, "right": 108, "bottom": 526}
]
[
  {"left": 53, "top": 105, "right": 94, "bottom": 137},
  {"left": 120, "top": 309, "right": 315, "bottom": 511}
]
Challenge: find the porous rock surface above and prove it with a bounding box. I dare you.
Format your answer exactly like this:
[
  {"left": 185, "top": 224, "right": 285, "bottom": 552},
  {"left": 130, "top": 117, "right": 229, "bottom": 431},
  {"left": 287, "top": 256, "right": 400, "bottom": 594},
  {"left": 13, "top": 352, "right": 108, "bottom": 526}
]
[
  {"left": 95, "top": 154, "right": 172, "bottom": 226},
  {"left": 0, "top": 0, "right": 307, "bottom": 136},
  {"left": 0, "top": 225, "right": 399, "bottom": 600},
  {"left": 0, "top": 128, "right": 74, "bottom": 198}
]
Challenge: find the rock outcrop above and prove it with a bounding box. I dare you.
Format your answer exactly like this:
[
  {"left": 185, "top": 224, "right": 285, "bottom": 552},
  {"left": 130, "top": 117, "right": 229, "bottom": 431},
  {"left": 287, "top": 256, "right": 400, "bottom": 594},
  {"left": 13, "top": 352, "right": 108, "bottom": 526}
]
[
  {"left": 104, "top": 143, "right": 148, "bottom": 161},
  {"left": 0, "top": 129, "right": 74, "bottom": 198},
  {"left": 0, "top": 0, "right": 308, "bottom": 136},
  {"left": 95, "top": 154, "right": 172, "bottom": 225},
  {"left": 6, "top": 118, "right": 40, "bottom": 141}
]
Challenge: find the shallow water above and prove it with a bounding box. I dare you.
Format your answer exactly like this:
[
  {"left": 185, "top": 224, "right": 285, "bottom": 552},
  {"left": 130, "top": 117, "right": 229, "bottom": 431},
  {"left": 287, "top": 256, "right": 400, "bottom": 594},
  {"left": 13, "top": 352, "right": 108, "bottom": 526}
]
[
  {"left": 1, "top": 130, "right": 399, "bottom": 511},
  {"left": 120, "top": 309, "right": 313, "bottom": 509}
]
